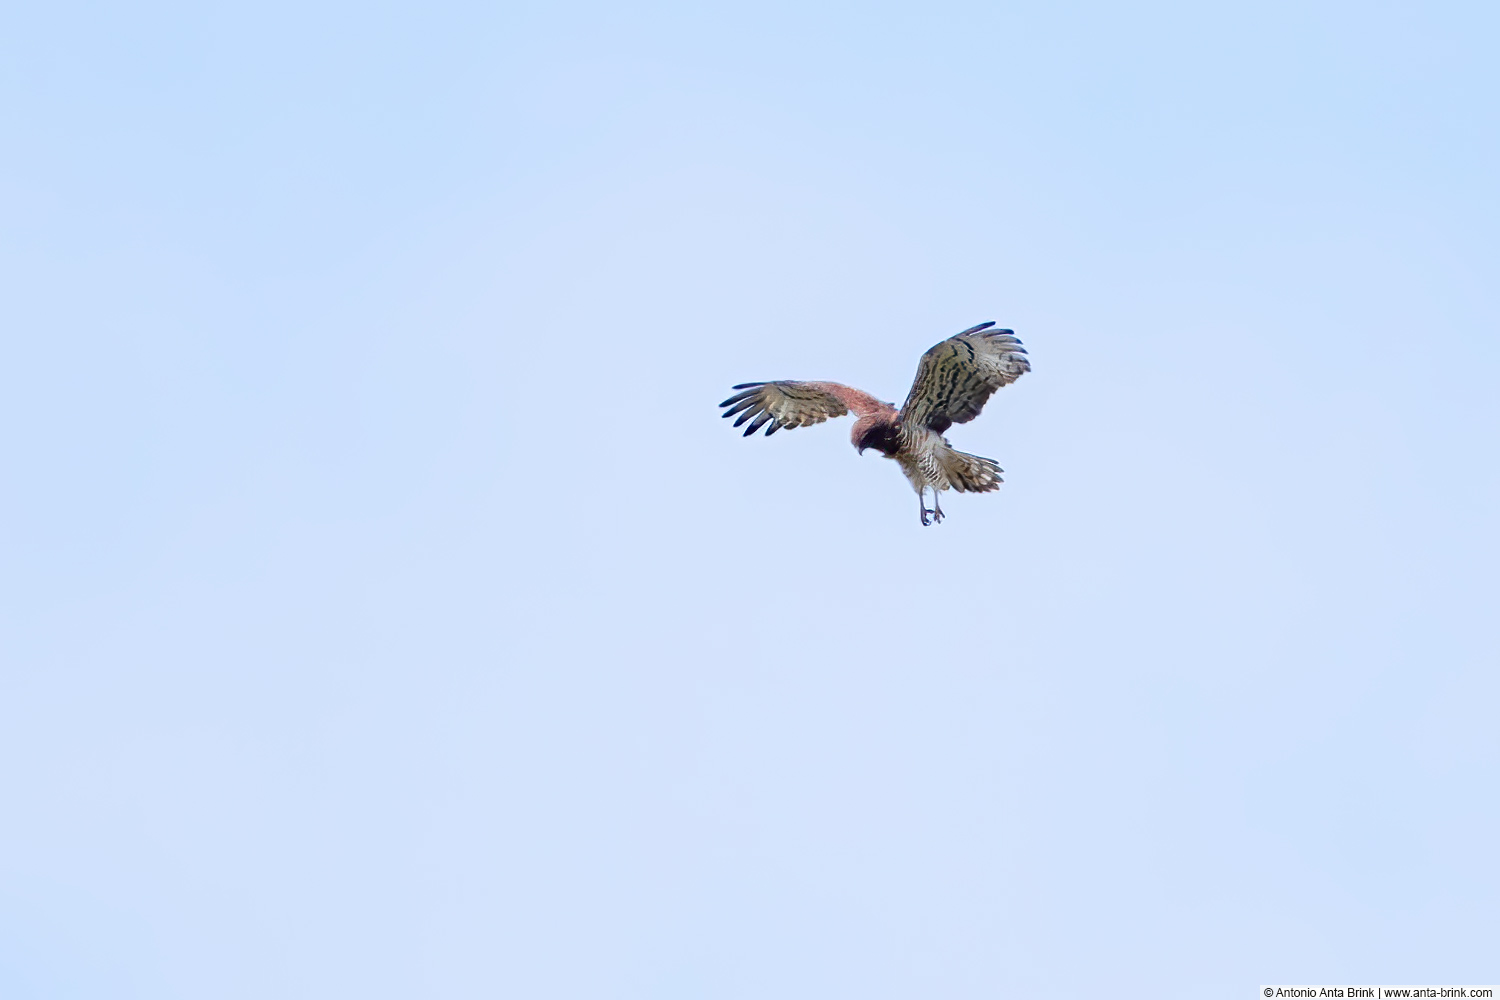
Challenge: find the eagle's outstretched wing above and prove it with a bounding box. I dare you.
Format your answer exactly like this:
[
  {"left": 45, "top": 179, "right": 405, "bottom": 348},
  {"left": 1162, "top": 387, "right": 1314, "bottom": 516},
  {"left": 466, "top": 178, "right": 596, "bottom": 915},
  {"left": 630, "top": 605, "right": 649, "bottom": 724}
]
[
  {"left": 719, "top": 381, "right": 892, "bottom": 437},
  {"left": 899, "top": 322, "right": 1030, "bottom": 434}
]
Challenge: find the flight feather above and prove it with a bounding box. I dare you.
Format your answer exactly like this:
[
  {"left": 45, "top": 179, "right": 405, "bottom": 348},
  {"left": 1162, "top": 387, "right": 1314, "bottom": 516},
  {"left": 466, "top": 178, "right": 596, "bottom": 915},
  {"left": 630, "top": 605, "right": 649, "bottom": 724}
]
[
  {"left": 718, "top": 380, "right": 892, "bottom": 437},
  {"left": 899, "top": 322, "right": 1030, "bottom": 434}
]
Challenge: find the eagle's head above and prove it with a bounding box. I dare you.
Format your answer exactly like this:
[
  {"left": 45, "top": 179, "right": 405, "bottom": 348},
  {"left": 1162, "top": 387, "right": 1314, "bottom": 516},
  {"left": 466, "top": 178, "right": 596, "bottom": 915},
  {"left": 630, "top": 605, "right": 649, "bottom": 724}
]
[{"left": 853, "top": 416, "right": 901, "bottom": 457}]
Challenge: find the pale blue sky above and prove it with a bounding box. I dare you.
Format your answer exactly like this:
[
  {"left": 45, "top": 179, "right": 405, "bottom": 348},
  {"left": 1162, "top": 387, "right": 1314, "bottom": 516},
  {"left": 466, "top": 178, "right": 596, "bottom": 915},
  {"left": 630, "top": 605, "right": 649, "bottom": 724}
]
[{"left": 1, "top": 1, "right": 1497, "bottom": 997}]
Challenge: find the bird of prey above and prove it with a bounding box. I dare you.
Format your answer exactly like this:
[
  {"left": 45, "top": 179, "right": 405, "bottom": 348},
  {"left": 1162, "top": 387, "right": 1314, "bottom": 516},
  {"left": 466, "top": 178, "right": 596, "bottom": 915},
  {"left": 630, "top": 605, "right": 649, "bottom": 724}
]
[{"left": 719, "top": 322, "right": 1030, "bottom": 525}]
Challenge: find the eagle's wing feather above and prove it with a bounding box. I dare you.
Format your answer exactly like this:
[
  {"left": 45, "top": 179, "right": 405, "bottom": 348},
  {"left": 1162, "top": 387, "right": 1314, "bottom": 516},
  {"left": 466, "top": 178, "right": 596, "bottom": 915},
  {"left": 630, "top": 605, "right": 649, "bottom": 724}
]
[
  {"left": 899, "top": 323, "right": 1030, "bottom": 433},
  {"left": 719, "top": 381, "right": 891, "bottom": 437}
]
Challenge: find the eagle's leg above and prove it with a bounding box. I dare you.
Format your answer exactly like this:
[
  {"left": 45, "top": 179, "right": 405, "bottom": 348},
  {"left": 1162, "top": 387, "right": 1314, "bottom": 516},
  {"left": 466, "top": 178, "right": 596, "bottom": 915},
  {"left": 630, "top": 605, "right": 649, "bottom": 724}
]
[
  {"left": 918, "top": 487, "right": 938, "bottom": 527},
  {"left": 931, "top": 489, "right": 945, "bottom": 524}
]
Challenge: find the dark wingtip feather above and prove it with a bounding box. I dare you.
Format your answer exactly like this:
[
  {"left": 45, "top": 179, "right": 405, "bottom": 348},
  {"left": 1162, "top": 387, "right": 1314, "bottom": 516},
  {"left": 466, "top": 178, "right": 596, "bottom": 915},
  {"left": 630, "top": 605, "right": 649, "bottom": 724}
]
[
  {"left": 764, "top": 422, "right": 778, "bottom": 436},
  {"left": 956, "top": 321, "right": 997, "bottom": 336},
  {"left": 731, "top": 382, "right": 767, "bottom": 390},
  {"left": 721, "top": 397, "right": 760, "bottom": 417}
]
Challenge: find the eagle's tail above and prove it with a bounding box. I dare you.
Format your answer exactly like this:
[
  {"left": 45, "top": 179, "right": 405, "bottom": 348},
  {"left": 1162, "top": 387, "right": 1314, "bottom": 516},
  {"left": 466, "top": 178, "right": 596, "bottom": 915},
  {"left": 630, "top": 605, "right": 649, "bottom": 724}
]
[{"left": 940, "top": 445, "right": 1004, "bottom": 493}]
